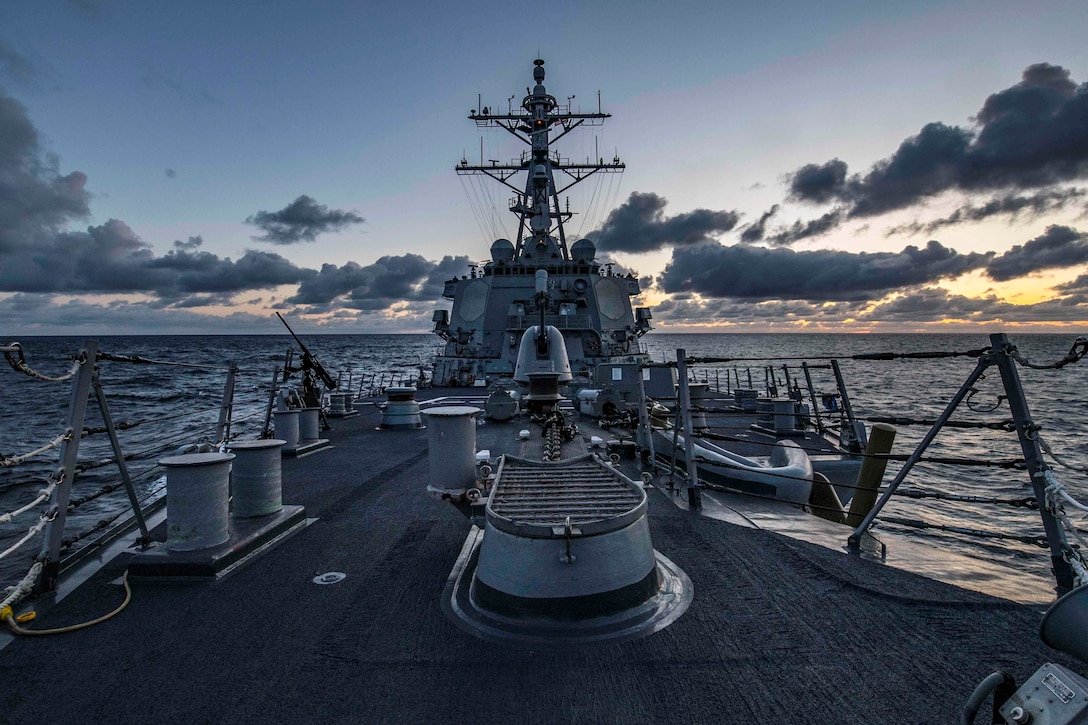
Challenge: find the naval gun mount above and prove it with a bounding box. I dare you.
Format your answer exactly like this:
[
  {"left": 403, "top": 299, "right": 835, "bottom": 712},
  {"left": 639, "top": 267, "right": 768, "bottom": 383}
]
[{"left": 427, "top": 271, "right": 691, "bottom": 645}]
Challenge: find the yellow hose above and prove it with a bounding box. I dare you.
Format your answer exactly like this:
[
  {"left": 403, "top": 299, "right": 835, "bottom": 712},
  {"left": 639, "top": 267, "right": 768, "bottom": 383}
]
[{"left": 2, "top": 571, "right": 131, "bottom": 636}]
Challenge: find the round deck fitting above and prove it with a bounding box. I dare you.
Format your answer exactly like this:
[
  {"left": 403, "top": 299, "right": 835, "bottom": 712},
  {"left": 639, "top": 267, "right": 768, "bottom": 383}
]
[{"left": 442, "top": 527, "right": 692, "bottom": 649}]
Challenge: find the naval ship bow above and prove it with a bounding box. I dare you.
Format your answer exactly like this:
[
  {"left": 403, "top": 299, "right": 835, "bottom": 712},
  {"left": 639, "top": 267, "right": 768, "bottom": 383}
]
[{"left": 432, "top": 59, "right": 651, "bottom": 387}]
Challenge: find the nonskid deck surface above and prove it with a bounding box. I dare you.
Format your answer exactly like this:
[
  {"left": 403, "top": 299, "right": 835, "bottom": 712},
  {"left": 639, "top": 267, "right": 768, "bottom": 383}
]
[{"left": 0, "top": 394, "right": 1077, "bottom": 724}]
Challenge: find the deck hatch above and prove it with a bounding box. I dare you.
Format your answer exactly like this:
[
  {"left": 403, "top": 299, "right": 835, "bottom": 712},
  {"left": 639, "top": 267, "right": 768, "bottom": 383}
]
[{"left": 488, "top": 454, "right": 644, "bottom": 531}]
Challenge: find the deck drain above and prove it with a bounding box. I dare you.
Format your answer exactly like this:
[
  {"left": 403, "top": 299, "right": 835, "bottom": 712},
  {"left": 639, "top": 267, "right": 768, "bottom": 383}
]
[{"left": 313, "top": 572, "right": 347, "bottom": 585}]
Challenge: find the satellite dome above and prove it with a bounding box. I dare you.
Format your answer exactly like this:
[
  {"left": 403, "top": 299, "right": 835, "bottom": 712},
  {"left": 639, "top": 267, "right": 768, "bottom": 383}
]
[
  {"left": 491, "top": 238, "right": 514, "bottom": 263},
  {"left": 570, "top": 238, "right": 597, "bottom": 263}
]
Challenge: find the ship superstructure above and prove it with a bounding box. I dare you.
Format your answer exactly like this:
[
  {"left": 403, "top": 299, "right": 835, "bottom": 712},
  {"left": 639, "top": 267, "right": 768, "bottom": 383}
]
[{"left": 432, "top": 59, "right": 651, "bottom": 387}]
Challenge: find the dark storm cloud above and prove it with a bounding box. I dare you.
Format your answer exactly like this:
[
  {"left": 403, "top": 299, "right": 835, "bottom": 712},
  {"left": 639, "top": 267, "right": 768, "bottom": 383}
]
[
  {"left": 0, "top": 89, "right": 91, "bottom": 253},
  {"left": 787, "top": 160, "right": 849, "bottom": 204},
  {"left": 658, "top": 240, "right": 991, "bottom": 301},
  {"left": 246, "top": 195, "right": 365, "bottom": 245},
  {"left": 173, "top": 236, "right": 203, "bottom": 250},
  {"left": 0, "top": 82, "right": 459, "bottom": 326},
  {"left": 866, "top": 287, "right": 1088, "bottom": 323},
  {"left": 650, "top": 295, "right": 866, "bottom": 327},
  {"left": 739, "top": 205, "right": 779, "bottom": 243},
  {"left": 648, "top": 284, "right": 1088, "bottom": 328},
  {"left": 766, "top": 209, "right": 843, "bottom": 246},
  {"left": 984, "top": 225, "right": 1088, "bottom": 281},
  {"left": 886, "top": 188, "right": 1087, "bottom": 236},
  {"left": 785, "top": 63, "right": 1088, "bottom": 225},
  {"left": 591, "top": 191, "right": 739, "bottom": 253},
  {"left": 0, "top": 218, "right": 307, "bottom": 297},
  {"left": 1056, "top": 273, "right": 1088, "bottom": 293},
  {"left": 288, "top": 254, "right": 470, "bottom": 307}
]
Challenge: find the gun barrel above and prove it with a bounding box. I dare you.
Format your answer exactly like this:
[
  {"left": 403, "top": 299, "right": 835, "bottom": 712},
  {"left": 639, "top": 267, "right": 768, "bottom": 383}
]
[{"left": 277, "top": 313, "right": 337, "bottom": 390}]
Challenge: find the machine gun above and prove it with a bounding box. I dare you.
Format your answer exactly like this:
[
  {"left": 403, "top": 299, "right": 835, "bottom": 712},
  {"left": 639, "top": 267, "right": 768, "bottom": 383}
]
[{"left": 276, "top": 312, "right": 337, "bottom": 391}]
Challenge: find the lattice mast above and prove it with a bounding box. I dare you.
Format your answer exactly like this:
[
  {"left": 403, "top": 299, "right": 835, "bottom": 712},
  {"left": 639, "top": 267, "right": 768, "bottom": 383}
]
[{"left": 456, "top": 59, "right": 624, "bottom": 262}]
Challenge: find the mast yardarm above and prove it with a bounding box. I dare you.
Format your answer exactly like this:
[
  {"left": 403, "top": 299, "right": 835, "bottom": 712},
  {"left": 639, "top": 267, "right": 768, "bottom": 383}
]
[{"left": 456, "top": 59, "right": 624, "bottom": 263}]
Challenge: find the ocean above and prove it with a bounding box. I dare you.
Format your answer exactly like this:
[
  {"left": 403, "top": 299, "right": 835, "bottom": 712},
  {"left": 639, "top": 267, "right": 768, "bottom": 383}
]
[{"left": 2, "top": 332, "right": 1086, "bottom": 590}]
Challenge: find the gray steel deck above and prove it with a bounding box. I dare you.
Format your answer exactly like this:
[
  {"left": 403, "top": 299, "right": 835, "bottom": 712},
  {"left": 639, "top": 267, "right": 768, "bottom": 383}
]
[{"left": 0, "top": 391, "right": 1077, "bottom": 723}]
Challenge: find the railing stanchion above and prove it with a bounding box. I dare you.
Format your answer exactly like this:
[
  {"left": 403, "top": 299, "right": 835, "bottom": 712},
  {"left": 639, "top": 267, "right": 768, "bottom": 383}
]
[
  {"left": 847, "top": 354, "right": 990, "bottom": 551},
  {"left": 676, "top": 350, "right": 701, "bottom": 509},
  {"left": 802, "top": 362, "right": 823, "bottom": 435},
  {"left": 216, "top": 361, "right": 237, "bottom": 445},
  {"left": 35, "top": 340, "right": 98, "bottom": 594},
  {"left": 989, "top": 333, "right": 1076, "bottom": 594},
  {"left": 91, "top": 370, "right": 150, "bottom": 545}
]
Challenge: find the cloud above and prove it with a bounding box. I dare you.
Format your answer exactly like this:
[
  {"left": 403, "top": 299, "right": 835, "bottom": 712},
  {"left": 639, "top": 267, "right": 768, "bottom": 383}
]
[
  {"left": 784, "top": 63, "right": 1088, "bottom": 228},
  {"left": 886, "top": 188, "right": 1087, "bottom": 236},
  {"left": 657, "top": 240, "right": 991, "bottom": 301},
  {"left": 985, "top": 225, "right": 1088, "bottom": 281},
  {"left": 739, "top": 205, "right": 779, "bottom": 243},
  {"left": 246, "top": 195, "right": 365, "bottom": 245},
  {"left": 766, "top": 209, "right": 843, "bottom": 246},
  {"left": 0, "top": 89, "right": 91, "bottom": 253},
  {"left": 647, "top": 283, "right": 1088, "bottom": 329},
  {"left": 173, "top": 236, "right": 203, "bottom": 250},
  {"left": 0, "top": 218, "right": 307, "bottom": 299},
  {"left": 865, "top": 287, "right": 1088, "bottom": 323},
  {"left": 591, "top": 191, "right": 739, "bottom": 253},
  {"left": 288, "top": 253, "right": 470, "bottom": 308},
  {"left": 787, "top": 160, "right": 849, "bottom": 204},
  {"left": 0, "top": 88, "right": 310, "bottom": 304}
]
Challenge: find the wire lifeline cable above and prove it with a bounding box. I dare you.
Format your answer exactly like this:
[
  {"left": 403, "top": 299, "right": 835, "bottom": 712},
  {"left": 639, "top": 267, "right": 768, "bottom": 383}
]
[
  {"left": 0, "top": 472, "right": 64, "bottom": 524},
  {"left": 876, "top": 514, "right": 1048, "bottom": 546},
  {"left": 4, "top": 344, "right": 84, "bottom": 383},
  {"left": 692, "top": 428, "right": 1025, "bottom": 471},
  {"left": 0, "top": 431, "right": 72, "bottom": 467},
  {"left": 1, "top": 570, "right": 132, "bottom": 636},
  {"left": 94, "top": 351, "right": 234, "bottom": 370}
]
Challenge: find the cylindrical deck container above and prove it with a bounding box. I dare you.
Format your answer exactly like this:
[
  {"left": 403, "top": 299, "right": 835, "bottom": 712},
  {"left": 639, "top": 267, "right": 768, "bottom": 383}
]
[
  {"left": 273, "top": 409, "right": 300, "bottom": 448},
  {"left": 299, "top": 407, "right": 321, "bottom": 441},
  {"left": 227, "top": 439, "right": 286, "bottom": 518},
  {"left": 159, "top": 452, "right": 234, "bottom": 551},
  {"left": 420, "top": 406, "right": 481, "bottom": 491}
]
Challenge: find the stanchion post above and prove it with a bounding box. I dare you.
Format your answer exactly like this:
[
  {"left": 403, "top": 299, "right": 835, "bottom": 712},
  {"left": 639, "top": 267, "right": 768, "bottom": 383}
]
[
  {"left": 676, "top": 350, "right": 701, "bottom": 509},
  {"left": 36, "top": 340, "right": 98, "bottom": 594},
  {"left": 989, "top": 333, "right": 1076, "bottom": 594}
]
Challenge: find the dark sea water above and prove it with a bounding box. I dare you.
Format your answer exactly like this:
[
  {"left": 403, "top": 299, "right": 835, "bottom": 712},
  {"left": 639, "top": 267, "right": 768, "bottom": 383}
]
[{"left": 2, "top": 332, "right": 1086, "bottom": 590}]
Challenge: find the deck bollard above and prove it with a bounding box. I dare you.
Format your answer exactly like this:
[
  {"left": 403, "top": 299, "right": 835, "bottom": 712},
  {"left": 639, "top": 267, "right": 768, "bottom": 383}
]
[
  {"left": 273, "top": 409, "right": 300, "bottom": 449},
  {"left": 227, "top": 439, "right": 286, "bottom": 517},
  {"left": 299, "top": 407, "right": 321, "bottom": 441},
  {"left": 159, "top": 452, "right": 234, "bottom": 551},
  {"left": 688, "top": 382, "right": 710, "bottom": 430},
  {"left": 420, "top": 406, "right": 481, "bottom": 492},
  {"left": 846, "top": 423, "right": 897, "bottom": 528},
  {"left": 380, "top": 387, "right": 424, "bottom": 429},
  {"left": 329, "top": 393, "right": 347, "bottom": 416}
]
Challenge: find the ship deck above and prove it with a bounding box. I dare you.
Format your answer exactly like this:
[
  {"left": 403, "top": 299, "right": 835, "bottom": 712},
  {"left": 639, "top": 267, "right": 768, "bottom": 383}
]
[{"left": 0, "top": 391, "right": 1076, "bottom": 723}]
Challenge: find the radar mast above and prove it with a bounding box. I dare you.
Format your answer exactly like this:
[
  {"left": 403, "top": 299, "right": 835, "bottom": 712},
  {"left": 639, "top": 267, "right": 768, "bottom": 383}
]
[{"left": 456, "top": 59, "right": 624, "bottom": 263}]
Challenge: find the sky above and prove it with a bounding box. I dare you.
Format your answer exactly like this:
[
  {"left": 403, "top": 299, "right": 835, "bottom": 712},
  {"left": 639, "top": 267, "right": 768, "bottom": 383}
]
[{"left": 1, "top": 0, "right": 1087, "bottom": 335}]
